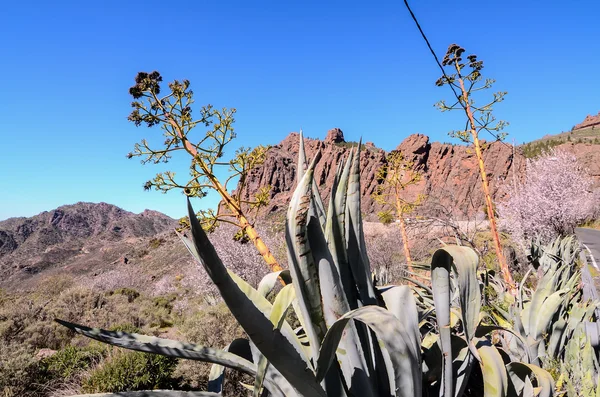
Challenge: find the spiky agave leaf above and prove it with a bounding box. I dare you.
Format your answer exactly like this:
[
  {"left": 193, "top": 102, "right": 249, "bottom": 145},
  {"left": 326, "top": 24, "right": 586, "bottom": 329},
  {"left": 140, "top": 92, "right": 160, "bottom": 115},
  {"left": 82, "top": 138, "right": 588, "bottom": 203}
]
[
  {"left": 184, "top": 199, "right": 326, "bottom": 397},
  {"left": 345, "top": 143, "right": 378, "bottom": 306},
  {"left": 476, "top": 341, "right": 508, "bottom": 397},
  {"left": 315, "top": 187, "right": 375, "bottom": 397},
  {"left": 253, "top": 284, "right": 297, "bottom": 397},
  {"left": 54, "top": 320, "right": 266, "bottom": 386},
  {"left": 286, "top": 151, "right": 328, "bottom": 361},
  {"left": 431, "top": 248, "right": 453, "bottom": 397},
  {"left": 506, "top": 362, "right": 555, "bottom": 397},
  {"left": 315, "top": 305, "right": 422, "bottom": 397}
]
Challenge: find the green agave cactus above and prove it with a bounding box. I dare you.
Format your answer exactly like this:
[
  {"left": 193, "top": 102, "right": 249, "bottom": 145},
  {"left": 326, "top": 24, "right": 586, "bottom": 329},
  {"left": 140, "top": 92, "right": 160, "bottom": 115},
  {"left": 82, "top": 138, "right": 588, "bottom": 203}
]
[{"left": 56, "top": 134, "right": 555, "bottom": 396}]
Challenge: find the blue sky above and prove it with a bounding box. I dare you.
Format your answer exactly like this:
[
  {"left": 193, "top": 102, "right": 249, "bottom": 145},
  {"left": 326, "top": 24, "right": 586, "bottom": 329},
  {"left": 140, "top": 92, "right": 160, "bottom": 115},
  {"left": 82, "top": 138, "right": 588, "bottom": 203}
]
[{"left": 1, "top": 0, "right": 599, "bottom": 220}]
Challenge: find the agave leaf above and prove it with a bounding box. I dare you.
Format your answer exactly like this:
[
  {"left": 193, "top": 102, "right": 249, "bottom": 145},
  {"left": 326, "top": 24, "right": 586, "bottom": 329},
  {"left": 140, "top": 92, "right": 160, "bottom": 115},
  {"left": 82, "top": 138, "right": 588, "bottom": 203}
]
[
  {"left": 297, "top": 129, "right": 307, "bottom": 183},
  {"left": 454, "top": 347, "right": 475, "bottom": 397},
  {"left": 254, "top": 284, "right": 297, "bottom": 397},
  {"left": 531, "top": 289, "right": 569, "bottom": 340},
  {"left": 477, "top": 342, "right": 508, "bottom": 397},
  {"left": 312, "top": 179, "right": 327, "bottom": 231},
  {"left": 325, "top": 159, "right": 359, "bottom": 311},
  {"left": 184, "top": 199, "right": 326, "bottom": 397},
  {"left": 248, "top": 340, "right": 297, "bottom": 397},
  {"left": 402, "top": 276, "right": 434, "bottom": 295},
  {"left": 68, "top": 392, "right": 220, "bottom": 397},
  {"left": 431, "top": 248, "right": 453, "bottom": 397},
  {"left": 54, "top": 319, "right": 260, "bottom": 379},
  {"left": 527, "top": 269, "right": 559, "bottom": 333},
  {"left": 444, "top": 245, "right": 480, "bottom": 344},
  {"left": 334, "top": 148, "right": 353, "bottom": 248},
  {"left": 257, "top": 270, "right": 292, "bottom": 297},
  {"left": 381, "top": 286, "right": 421, "bottom": 350},
  {"left": 179, "top": 232, "right": 299, "bottom": 349},
  {"left": 208, "top": 338, "right": 253, "bottom": 394},
  {"left": 546, "top": 317, "right": 567, "bottom": 358},
  {"left": 506, "top": 362, "right": 555, "bottom": 397},
  {"left": 316, "top": 305, "right": 422, "bottom": 397},
  {"left": 286, "top": 151, "right": 328, "bottom": 361},
  {"left": 345, "top": 144, "right": 378, "bottom": 306},
  {"left": 298, "top": 129, "right": 326, "bottom": 231},
  {"left": 315, "top": 195, "right": 374, "bottom": 396}
]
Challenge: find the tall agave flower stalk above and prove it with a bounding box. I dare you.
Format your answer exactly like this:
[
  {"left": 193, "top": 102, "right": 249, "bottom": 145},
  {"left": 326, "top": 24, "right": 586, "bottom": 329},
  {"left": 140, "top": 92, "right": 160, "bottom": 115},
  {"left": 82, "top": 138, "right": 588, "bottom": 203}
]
[{"left": 57, "top": 135, "right": 554, "bottom": 397}]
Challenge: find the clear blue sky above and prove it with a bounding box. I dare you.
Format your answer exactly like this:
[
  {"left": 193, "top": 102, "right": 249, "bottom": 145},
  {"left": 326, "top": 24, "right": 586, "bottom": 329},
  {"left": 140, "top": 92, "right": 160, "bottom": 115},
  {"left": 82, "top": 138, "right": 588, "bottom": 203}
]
[{"left": 1, "top": 0, "right": 599, "bottom": 220}]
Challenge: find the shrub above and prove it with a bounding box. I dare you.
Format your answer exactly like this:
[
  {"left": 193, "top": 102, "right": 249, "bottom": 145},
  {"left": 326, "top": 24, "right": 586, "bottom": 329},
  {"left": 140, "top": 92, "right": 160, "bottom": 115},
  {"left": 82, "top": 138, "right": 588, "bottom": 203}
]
[
  {"left": 43, "top": 344, "right": 105, "bottom": 380},
  {"left": 0, "top": 341, "right": 44, "bottom": 397},
  {"left": 82, "top": 350, "right": 178, "bottom": 393}
]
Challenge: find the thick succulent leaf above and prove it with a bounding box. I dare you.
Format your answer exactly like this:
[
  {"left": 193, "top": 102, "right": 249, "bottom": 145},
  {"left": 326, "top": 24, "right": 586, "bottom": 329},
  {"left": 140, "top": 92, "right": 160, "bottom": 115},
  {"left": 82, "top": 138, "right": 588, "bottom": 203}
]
[
  {"left": 316, "top": 305, "right": 422, "bottom": 397},
  {"left": 527, "top": 270, "right": 559, "bottom": 334},
  {"left": 531, "top": 289, "right": 569, "bottom": 340},
  {"left": 477, "top": 342, "right": 508, "bottom": 397},
  {"left": 314, "top": 201, "right": 374, "bottom": 396},
  {"left": 69, "top": 392, "right": 220, "bottom": 397},
  {"left": 55, "top": 319, "right": 260, "bottom": 378},
  {"left": 297, "top": 129, "right": 307, "bottom": 183},
  {"left": 184, "top": 200, "right": 326, "bottom": 397},
  {"left": 208, "top": 338, "right": 252, "bottom": 394},
  {"left": 334, "top": 148, "right": 353, "bottom": 247},
  {"left": 249, "top": 340, "right": 297, "bottom": 397},
  {"left": 454, "top": 347, "right": 474, "bottom": 397},
  {"left": 257, "top": 270, "right": 292, "bottom": 297},
  {"left": 547, "top": 317, "right": 567, "bottom": 358},
  {"left": 506, "top": 362, "right": 555, "bottom": 397},
  {"left": 298, "top": 129, "right": 326, "bottom": 231},
  {"left": 311, "top": 180, "right": 327, "bottom": 231},
  {"left": 285, "top": 151, "right": 327, "bottom": 360},
  {"left": 381, "top": 286, "right": 421, "bottom": 350},
  {"left": 254, "top": 284, "right": 297, "bottom": 397},
  {"left": 345, "top": 144, "right": 377, "bottom": 305},
  {"left": 444, "top": 245, "right": 480, "bottom": 344},
  {"left": 325, "top": 163, "right": 359, "bottom": 310},
  {"left": 431, "top": 248, "right": 453, "bottom": 397}
]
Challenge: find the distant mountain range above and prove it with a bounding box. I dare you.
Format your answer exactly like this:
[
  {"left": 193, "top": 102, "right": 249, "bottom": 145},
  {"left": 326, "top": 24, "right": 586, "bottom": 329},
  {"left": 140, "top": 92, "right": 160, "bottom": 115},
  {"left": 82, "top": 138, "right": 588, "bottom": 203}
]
[{"left": 0, "top": 202, "right": 180, "bottom": 290}]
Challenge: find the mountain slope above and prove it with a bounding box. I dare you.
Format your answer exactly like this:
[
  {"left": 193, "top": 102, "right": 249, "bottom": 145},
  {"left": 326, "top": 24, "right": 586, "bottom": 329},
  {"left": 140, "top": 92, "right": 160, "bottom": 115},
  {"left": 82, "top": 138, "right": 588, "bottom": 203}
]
[{"left": 0, "top": 202, "right": 177, "bottom": 288}]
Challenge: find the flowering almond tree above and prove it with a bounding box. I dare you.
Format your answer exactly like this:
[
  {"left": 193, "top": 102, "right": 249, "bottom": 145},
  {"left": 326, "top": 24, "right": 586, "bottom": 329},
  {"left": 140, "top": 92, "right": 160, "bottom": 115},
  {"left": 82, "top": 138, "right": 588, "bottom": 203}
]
[{"left": 498, "top": 149, "right": 598, "bottom": 247}]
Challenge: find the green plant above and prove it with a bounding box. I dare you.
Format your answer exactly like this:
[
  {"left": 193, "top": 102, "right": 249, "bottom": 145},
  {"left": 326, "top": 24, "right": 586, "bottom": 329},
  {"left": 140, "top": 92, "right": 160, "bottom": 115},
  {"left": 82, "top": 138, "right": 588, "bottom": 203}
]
[
  {"left": 372, "top": 149, "right": 424, "bottom": 272},
  {"left": 43, "top": 344, "right": 105, "bottom": 379},
  {"left": 56, "top": 135, "right": 554, "bottom": 396},
  {"left": 0, "top": 341, "right": 44, "bottom": 397},
  {"left": 484, "top": 235, "right": 599, "bottom": 386},
  {"left": 82, "top": 350, "right": 178, "bottom": 393},
  {"left": 126, "top": 71, "right": 281, "bottom": 272}
]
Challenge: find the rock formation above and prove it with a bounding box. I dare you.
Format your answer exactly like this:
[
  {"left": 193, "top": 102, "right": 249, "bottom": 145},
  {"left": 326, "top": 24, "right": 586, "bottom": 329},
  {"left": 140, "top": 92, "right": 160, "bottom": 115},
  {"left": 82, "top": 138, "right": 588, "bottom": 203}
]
[
  {"left": 573, "top": 111, "right": 600, "bottom": 130},
  {"left": 237, "top": 130, "right": 525, "bottom": 220}
]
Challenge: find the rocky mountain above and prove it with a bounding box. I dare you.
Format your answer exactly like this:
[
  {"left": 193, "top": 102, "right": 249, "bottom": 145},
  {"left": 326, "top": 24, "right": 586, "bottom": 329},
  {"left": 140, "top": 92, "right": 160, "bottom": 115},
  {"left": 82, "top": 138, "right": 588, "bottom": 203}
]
[
  {"left": 238, "top": 129, "right": 526, "bottom": 220},
  {"left": 574, "top": 111, "right": 600, "bottom": 131},
  {"left": 0, "top": 202, "right": 178, "bottom": 289}
]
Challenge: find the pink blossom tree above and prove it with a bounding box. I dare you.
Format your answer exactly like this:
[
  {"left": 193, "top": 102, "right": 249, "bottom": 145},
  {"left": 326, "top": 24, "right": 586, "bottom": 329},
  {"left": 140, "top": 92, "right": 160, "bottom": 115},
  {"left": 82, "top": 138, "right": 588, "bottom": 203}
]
[{"left": 498, "top": 149, "right": 598, "bottom": 247}]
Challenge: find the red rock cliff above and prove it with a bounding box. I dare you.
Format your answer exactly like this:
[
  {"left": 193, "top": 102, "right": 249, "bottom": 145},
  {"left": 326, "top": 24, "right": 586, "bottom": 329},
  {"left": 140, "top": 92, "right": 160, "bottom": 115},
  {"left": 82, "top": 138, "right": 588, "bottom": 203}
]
[{"left": 237, "top": 129, "right": 525, "bottom": 219}]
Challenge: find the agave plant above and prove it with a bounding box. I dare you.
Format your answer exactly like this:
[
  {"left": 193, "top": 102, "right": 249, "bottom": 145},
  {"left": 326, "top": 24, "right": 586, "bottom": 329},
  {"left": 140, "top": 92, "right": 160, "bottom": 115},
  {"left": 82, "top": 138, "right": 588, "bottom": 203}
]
[
  {"left": 488, "top": 237, "right": 599, "bottom": 366},
  {"left": 483, "top": 236, "right": 600, "bottom": 395},
  {"left": 56, "top": 134, "right": 554, "bottom": 396}
]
